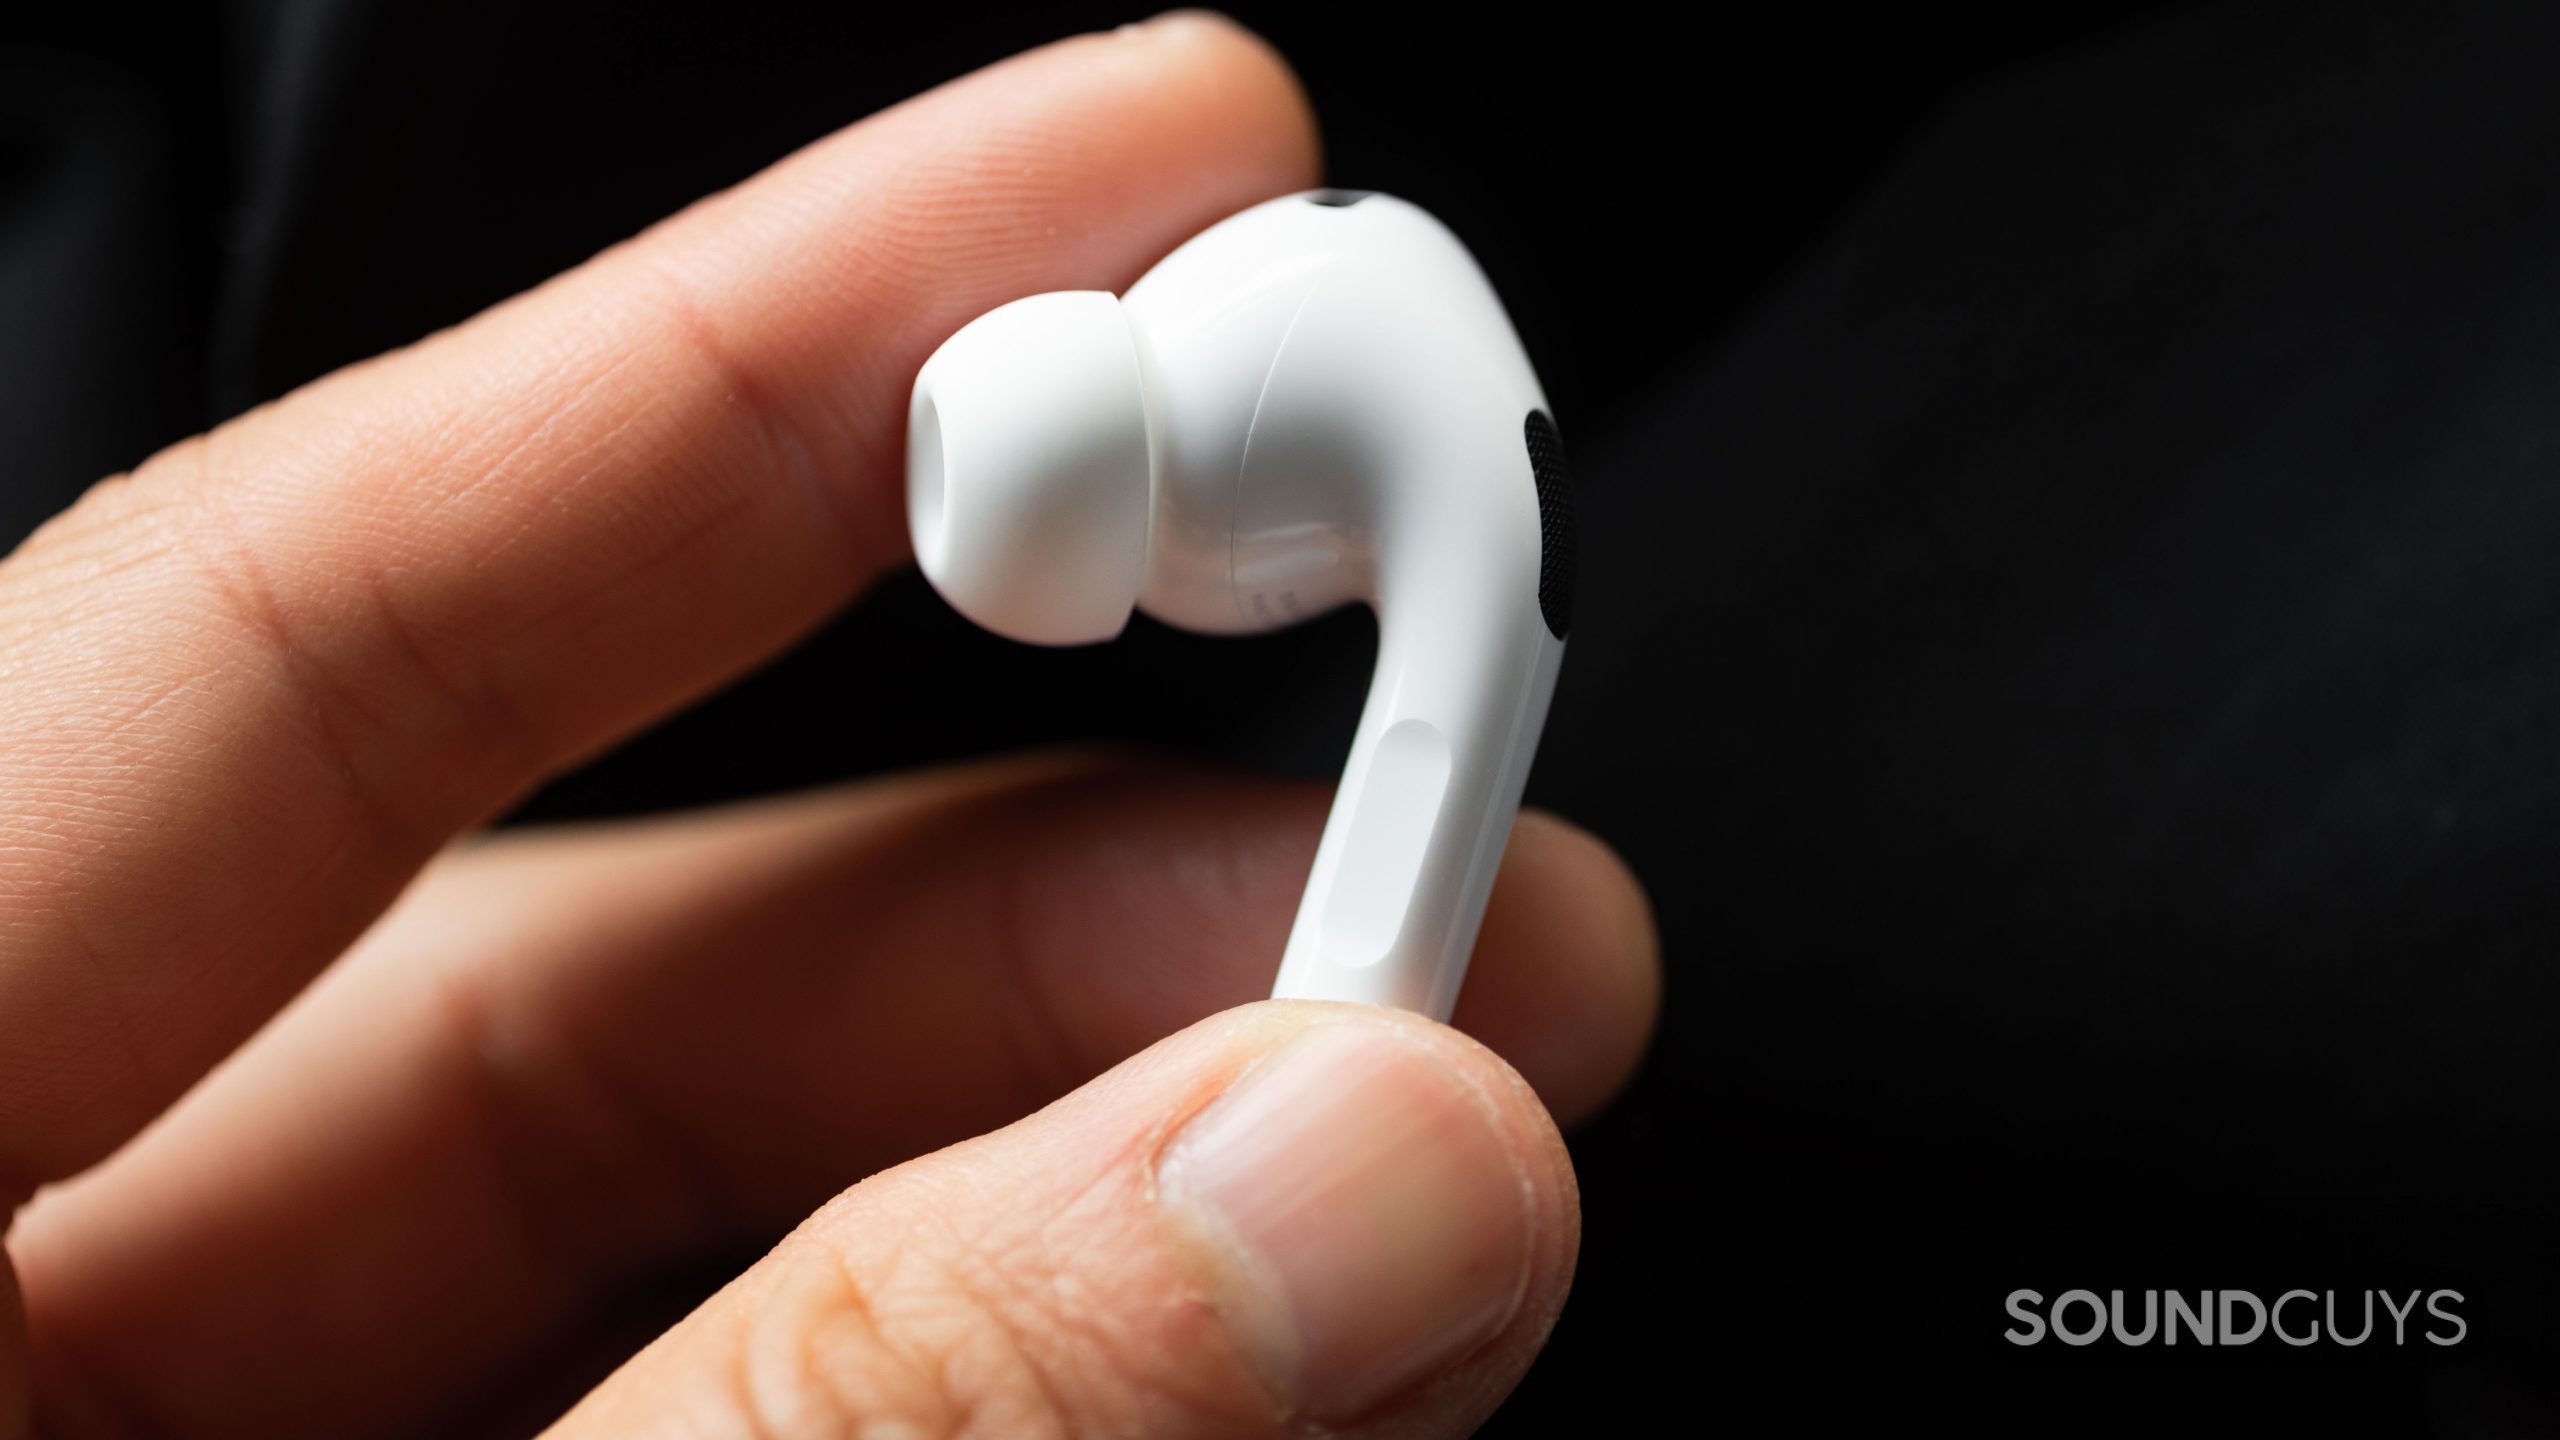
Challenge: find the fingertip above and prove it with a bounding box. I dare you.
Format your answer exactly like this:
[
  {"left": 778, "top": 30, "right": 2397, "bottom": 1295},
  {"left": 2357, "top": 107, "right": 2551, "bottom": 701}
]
[
  {"left": 1117, "top": 10, "right": 1325, "bottom": 188},
  {"left": 1458, "top": 811, "right": 1663, "bottom": 1126},
  {"left": 1149, "top": 1004, "right": 1579, "bottom": 1427},
  {"left": 1518, "top": 810, "right": 1664, "bottom": 1033}
]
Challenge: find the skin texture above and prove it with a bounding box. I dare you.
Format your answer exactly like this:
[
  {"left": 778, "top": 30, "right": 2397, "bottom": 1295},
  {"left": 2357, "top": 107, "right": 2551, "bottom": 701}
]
[{"left": 0, "top": 15, "right": 1658, "bottom": 1439}]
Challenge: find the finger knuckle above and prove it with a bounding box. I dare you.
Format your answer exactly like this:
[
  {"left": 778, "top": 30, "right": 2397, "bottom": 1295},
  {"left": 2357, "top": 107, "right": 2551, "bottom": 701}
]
[
  {"left": 617, "top": 251, "right": 873, "bottom": 568},
  {"left": 143, "top": 427, "right": 547, "bottom": 852},
  {"left": 733, "top": 1229, "right": 1062, "bottom": 1440},
  {"left": 729, "top": 1183, "right": 1257, "bottom": 1440}
]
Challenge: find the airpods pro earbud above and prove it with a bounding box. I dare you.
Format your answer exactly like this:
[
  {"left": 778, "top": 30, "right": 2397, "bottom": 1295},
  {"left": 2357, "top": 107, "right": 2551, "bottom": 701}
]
[{"left": 907, "top": 190, "right": 1573, "bottom": 1021}]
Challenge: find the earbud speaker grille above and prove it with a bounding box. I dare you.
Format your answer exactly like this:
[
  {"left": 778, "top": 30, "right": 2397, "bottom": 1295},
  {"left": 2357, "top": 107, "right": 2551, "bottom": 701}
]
[{"left": 1524, "top": 410, "right": 1575, "bottom": 639}]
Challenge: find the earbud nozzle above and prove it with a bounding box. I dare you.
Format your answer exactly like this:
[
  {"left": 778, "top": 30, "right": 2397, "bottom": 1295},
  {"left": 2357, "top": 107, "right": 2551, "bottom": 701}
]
[{"left": 907, "top": 291, "right": 1153, "bottom": 646}]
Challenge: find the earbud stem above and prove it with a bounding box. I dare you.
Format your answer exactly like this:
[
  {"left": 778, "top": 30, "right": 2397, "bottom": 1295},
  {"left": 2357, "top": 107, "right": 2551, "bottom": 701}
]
[{"left": 1269, "top": 599, "right": 1566, "bottom": 1021}]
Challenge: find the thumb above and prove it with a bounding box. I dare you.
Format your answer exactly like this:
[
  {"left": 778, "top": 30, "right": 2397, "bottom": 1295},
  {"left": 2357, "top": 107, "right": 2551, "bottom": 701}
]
[{"left": 547, "top": 1002, "right": 1578, "bottom": 1439}]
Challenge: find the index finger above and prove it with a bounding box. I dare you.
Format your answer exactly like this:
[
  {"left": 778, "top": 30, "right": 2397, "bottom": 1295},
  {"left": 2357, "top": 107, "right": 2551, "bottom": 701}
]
[{"left": 0, "top": 14, "right": 1320, "bottom": 1193}]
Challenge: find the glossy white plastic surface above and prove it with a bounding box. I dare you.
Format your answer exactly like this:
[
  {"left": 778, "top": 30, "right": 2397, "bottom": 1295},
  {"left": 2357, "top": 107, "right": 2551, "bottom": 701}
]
[{"left": 908, "top": 193, "right": 1566, "bottom": 1021}]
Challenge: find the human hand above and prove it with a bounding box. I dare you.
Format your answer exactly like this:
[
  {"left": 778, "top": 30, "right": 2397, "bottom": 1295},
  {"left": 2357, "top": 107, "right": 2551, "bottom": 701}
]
[{"left": 0, "top": 15, "right": 1657, "bottom": 1437}]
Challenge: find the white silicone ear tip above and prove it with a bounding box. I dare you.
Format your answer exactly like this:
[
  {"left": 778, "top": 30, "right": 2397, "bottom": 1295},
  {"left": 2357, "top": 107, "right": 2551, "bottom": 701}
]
[{"left": 907, "top": 291, "right": 1153, "bottom": 646}]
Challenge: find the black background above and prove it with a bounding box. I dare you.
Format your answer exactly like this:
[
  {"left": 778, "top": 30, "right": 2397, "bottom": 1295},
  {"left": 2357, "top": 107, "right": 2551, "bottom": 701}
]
[{"left": 8, "top": 1, "right": 2560, "bottom": 1433}]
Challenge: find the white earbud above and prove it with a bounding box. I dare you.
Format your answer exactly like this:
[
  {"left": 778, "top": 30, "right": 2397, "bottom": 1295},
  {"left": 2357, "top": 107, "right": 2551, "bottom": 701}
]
[{"left": 907, "top": 190, "right": 1573, "bottom": 1021}]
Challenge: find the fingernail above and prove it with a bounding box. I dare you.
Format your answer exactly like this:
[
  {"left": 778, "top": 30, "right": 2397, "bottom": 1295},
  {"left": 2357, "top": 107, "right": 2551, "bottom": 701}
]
[{"left": 1159, "top": 1024, "right": 1537, "bottom": 1420}]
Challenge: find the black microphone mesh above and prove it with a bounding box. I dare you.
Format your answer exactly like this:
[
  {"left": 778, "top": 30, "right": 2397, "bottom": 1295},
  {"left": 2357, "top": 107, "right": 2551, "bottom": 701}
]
[{"left": 1525, "top": 409, "right": 1576, "bottom": 639}]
